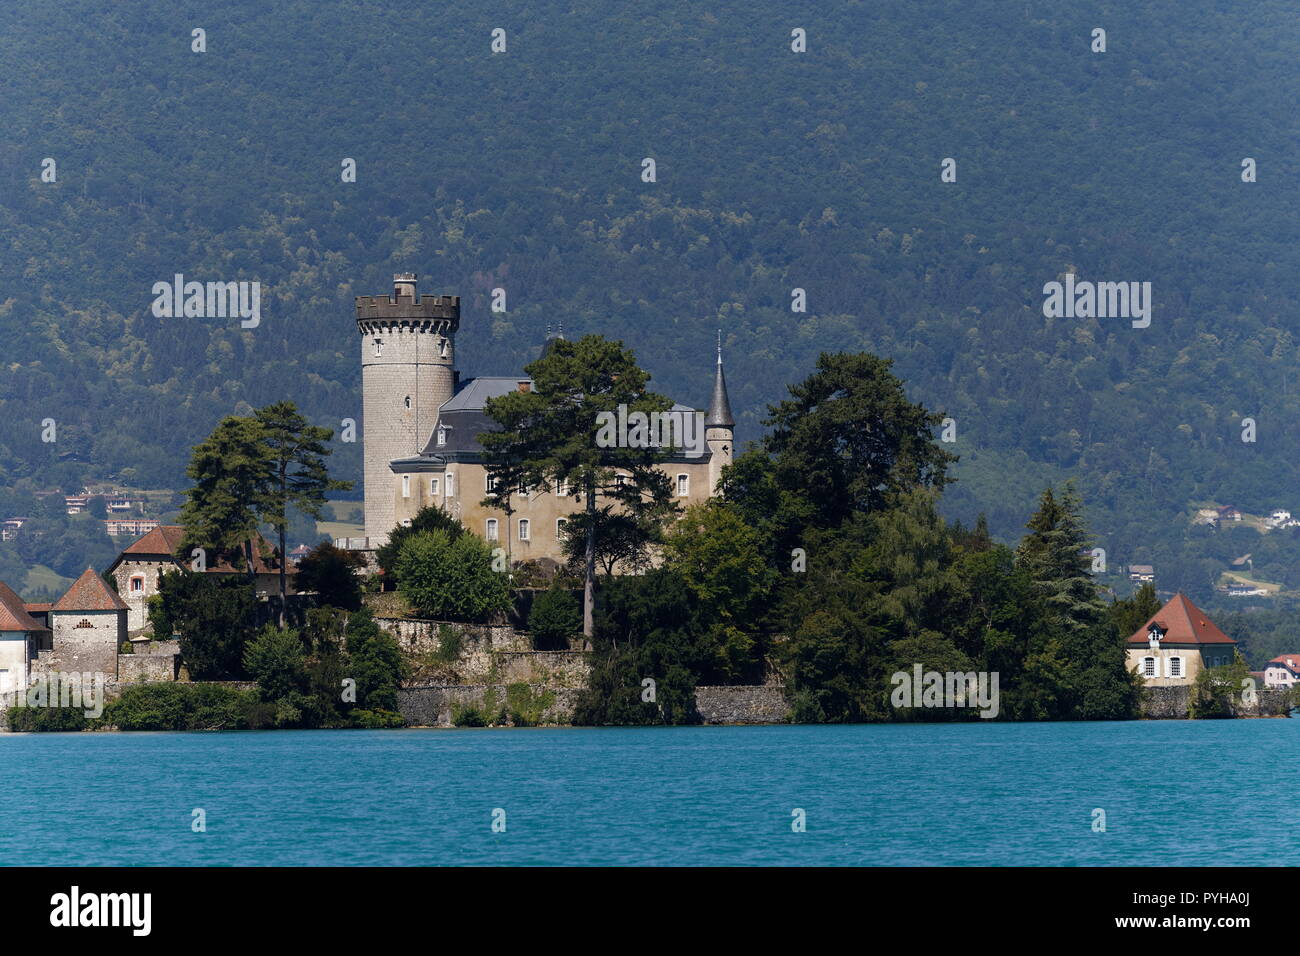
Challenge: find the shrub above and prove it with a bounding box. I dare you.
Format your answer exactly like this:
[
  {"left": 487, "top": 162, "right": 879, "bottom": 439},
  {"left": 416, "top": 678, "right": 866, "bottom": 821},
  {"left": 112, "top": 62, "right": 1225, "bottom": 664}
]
[
  {"left": 6, "top": 705, "right": 92, "bottom": 732},
  {"left": 105, "top": 683, "right": 257, "bottom": 731},
  {"left": 396, "top": 530, "right": 512, "bottom": 623},
  {"left": 376, "top": 505, "right": 465, "bottom": 583},
  {"left": 243, "top": 626, "right": 308, "bottom": 702},
  {"left": 506, "top": 683, "right": 555, "bottom": 727},
  {"left": 528, "top": 584, "right": 581, "bottom": 650},
  {"left": 294, "top": 542, "right": 367, "bottom": 611},
  {"left": 352, "top": 708, "right": 406, "bottom": 728},
  {"left": 344, "top": 610, "right": 406, "bottom": 713}
]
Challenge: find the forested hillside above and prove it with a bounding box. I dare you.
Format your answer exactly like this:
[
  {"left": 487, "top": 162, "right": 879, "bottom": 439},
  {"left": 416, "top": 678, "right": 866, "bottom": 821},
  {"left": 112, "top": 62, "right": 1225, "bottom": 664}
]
[{"left": 0, "top": 0, "right": 1297, "bottom": 605}]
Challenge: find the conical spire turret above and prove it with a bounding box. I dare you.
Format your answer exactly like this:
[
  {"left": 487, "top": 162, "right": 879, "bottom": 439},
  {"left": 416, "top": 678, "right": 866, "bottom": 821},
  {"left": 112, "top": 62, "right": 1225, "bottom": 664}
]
[{"left": 705, "top": 331, "right": 734, "bottom": 428}]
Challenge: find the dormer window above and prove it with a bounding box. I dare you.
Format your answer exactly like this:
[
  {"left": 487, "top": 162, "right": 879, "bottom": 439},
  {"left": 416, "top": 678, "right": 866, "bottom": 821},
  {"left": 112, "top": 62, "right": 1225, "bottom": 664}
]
[
  {"left": 1146, "top": 623, "right": 1165, "bottom": 650},
  {"left": 437, "top": 427, "right": 446, "bottom": 447}
]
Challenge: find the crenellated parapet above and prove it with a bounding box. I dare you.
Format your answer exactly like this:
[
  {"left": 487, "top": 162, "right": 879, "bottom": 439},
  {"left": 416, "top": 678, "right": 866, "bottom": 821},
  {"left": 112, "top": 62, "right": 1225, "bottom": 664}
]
[{"left": 355, "top": 292, "right": 460, "bottom": 335}]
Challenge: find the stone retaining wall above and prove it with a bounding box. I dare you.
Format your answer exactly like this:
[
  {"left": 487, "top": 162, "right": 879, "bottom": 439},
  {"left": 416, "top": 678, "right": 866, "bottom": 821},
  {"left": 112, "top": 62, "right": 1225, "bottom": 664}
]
[
  {"left": 694, "top": 685, "right": 791, "bottom": 724},
  {"left": 1140, "top": 684, "right": 1293, "bottom": 719},
  {"left": 399, "top": 683, "right": 792, "bottom": 727},
  {"left": 399, "top": 685, "right": 583, "bottom": 727}
]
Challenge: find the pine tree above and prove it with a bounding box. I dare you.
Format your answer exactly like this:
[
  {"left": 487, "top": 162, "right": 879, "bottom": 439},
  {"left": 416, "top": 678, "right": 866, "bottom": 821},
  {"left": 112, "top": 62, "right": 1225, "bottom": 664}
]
[
  {"left": 254, "top": 401, "right": 350, "bottom": 623},
  {"left": 1015, "top": 483, "right": 1108, "bottom": 634},
  {"left": 480, "top": 335, "right": 678, "bottom": 636}
]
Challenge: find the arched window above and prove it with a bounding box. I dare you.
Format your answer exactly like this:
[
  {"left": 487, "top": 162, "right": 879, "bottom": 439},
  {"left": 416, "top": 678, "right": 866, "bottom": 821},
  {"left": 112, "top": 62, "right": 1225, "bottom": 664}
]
[
  {"left": 401, "top": 475, "right": 411, "bottom": 499},
  {"left": 404, "top": 396, "right": 411, "bottom": 409},
  {"left": 676, "top": 474, "right": 689, "bottom": 496}
]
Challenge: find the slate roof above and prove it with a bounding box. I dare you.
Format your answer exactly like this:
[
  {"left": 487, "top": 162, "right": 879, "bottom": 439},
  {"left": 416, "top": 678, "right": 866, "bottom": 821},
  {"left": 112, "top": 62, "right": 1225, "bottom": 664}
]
[
  {"left": 417, "top": 377, "right": 532, "bottom": 459},
  {"left": 705, "top": 353, "right": 735, "bottom": 428}
]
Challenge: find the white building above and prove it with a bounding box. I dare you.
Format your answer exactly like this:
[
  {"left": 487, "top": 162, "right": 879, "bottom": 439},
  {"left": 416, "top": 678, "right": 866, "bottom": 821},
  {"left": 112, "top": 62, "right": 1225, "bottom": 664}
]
[
  {"left": 1264, "top": 655, "right": 1300, "bottom": 688},
  {"left": 0, "top": 581, "right": 49, "bottom": 698}
]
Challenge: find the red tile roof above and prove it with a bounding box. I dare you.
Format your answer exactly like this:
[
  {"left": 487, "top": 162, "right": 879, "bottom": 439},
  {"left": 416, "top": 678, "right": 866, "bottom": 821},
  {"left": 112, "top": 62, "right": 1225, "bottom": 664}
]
[
  {"left": 1266, "top": 655, "right": 1300, "bottom": 674},
  {"left": 120, "top": 524, "right": 187, "bottom": 557},
  {"left": 52, "top": 567, "right": 129, "bottom": 613},
  {"left": 0, "top": 580, "right": 49, "bottom": 631},
  {"left": 1125, "top": 592, "right": 1236, "bottom": 646},
  {"left": 113, "top": 524, "right": 293, "bottom": 576}
]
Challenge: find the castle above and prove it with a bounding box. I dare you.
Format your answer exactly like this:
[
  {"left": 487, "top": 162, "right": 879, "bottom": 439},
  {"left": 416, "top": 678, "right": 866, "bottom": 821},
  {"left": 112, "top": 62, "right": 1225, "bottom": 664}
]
[{"left": 351, "top": 274, "right": 735, "bottom": 561}]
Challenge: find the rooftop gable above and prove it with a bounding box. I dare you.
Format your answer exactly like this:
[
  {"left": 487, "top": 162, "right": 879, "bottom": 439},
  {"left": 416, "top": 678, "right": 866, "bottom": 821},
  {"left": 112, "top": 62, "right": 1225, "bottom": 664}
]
[
  {"left": 52, "top": 567, "right": 129, "bottom": 613},
  {"left": 0, "top": 580, "right": 48, "bottom": 632}
]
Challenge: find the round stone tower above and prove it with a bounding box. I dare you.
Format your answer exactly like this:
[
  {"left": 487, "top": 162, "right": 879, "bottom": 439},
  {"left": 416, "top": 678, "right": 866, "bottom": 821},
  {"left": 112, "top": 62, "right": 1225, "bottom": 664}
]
[{"left": 355, "top": 274, "right": 460, "bottom": 543}]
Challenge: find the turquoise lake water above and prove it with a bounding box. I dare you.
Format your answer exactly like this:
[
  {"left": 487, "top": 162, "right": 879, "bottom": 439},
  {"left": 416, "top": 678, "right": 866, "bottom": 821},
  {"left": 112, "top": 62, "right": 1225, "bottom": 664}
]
[{"left": 1, "top": 721, "right": 1296, "bottom": 866}]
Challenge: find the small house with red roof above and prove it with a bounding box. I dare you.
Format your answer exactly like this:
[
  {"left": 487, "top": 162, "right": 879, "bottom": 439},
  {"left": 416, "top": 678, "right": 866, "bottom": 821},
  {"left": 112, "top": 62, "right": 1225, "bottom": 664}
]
[
  {"left": 1125, "top": 592, "right": 1238, "bottom": 686},
  {"left": 39, "top": 568, "right": 128, "bottom": 679},
  {"left": 1263, "top": 655, "right": 1300, "bottom": 689},
  {"left": 106, "top": 525, "right": 296, "bottom": 632},
  {"left": 0, "top": 581, "right": 50, "bottom": 697},
  {"left": 0, "top": 569, "right": 128, "bottom": 696}
]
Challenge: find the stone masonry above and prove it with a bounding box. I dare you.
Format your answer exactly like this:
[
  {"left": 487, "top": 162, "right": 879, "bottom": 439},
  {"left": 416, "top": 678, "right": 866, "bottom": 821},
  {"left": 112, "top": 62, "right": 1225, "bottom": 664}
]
[{"left": 357, "top": 274, "right": 460, "bottom": 542}]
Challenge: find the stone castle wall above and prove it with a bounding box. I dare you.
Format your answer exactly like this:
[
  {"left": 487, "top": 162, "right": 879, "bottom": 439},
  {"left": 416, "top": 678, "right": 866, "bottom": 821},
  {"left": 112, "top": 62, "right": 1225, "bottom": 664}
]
[
  {"left": 376, "top": 617, "right": 590, "bottom": 687},
  {"left": 111, "top": 559, "right": 173, "bottom": 632},
  {"left": 35, "top": 609, "right": 124, "bottom": 679}
]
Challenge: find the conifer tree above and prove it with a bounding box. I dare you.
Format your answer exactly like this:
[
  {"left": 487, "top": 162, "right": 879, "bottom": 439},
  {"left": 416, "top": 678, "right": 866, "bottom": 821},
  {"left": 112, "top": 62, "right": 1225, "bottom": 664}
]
[
  {"left": 254, "top": 401, "right": 350, "bottom": 622},
  {"left": 481, "top": 335, "right": 677, "bottom": 636}
]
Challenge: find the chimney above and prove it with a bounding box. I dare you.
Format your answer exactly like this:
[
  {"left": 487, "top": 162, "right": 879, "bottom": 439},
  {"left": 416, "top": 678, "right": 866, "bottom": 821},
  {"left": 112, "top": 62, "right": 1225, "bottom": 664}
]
[{"left": 394, "top": 273, "right": 417, "bottom": 299}]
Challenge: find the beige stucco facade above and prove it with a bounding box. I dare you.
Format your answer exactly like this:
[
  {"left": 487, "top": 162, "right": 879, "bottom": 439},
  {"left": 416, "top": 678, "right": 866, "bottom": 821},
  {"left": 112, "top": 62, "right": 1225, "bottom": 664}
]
[
  {"left": 358, "top": 274, "right": 737, "bottom": 563},
  {"left": 1126, "top": 643, "right": 1236, "bottom": 687},
  {"left": 391, "top": 458, "right": 724, "bottom": 564}
]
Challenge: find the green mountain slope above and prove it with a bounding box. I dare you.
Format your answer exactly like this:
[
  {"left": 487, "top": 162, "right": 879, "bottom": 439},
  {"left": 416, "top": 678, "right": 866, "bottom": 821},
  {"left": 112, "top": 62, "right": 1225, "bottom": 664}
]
[{"left": 0, "top": 0, "right": 1297, "bottom": 603}]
